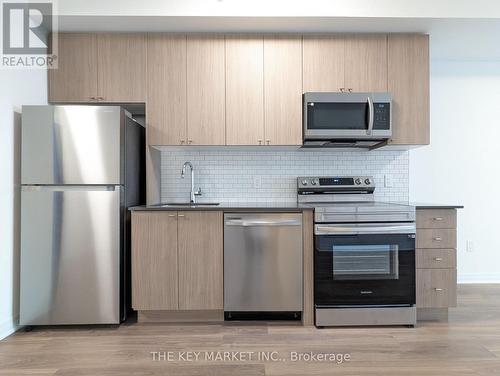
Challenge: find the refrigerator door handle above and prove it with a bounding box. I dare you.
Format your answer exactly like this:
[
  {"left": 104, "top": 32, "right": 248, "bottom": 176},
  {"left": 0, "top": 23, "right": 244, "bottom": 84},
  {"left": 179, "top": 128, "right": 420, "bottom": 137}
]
[{"left": 22, "top": 185, "right": 118, "bottom": 192}]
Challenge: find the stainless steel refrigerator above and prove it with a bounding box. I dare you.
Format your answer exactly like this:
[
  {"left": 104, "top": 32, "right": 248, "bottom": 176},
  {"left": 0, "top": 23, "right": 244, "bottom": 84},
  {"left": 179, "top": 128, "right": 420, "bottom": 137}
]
[{"left": 20, "top": 105, "right": 145, "bottom": 325}]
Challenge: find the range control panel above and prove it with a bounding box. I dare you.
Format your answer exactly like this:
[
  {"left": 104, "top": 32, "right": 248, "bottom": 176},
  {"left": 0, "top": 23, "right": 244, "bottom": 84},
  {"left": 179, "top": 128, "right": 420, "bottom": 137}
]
[{"left": 297, "top": 176, "right": 374, "bottom": 188}]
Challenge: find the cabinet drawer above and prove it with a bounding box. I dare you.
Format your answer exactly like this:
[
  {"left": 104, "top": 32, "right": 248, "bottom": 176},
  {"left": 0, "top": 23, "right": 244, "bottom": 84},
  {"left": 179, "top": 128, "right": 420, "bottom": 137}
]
[
  {"left": 416, "top": 249, "right": 456, "bottom": 269},
  {"left": 417, "top": 209, "right": 456, "bottom": 229},
  {"left": 416, "top": 229, "right": 456, "bottom": 249},
  {"left": 416, "top": 269, "right": 457, "bottom": 308}
]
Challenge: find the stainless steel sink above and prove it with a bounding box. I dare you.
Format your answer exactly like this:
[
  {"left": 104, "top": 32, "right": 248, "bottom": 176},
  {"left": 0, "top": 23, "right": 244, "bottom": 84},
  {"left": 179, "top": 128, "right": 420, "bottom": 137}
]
[{"left": 157, "top": 202, "right": 220, "bottom": 207}]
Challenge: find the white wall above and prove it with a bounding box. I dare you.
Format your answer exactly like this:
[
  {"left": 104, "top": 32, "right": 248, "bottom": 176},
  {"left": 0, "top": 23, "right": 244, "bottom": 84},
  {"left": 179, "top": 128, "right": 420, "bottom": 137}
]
[
  {"left": 410, "top": 61, "right": 500, "bottom": 283},
  {"left": 0, "top": 69, "right": 47, "bottom": 339}
]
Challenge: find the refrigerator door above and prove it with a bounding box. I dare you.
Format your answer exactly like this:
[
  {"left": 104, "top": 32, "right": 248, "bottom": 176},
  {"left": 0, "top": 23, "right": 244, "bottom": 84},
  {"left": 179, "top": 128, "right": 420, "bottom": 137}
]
[
  {"left": 21, "top": 105, "right": 122, "bottom": 185},
  {"left": 20, "top": 185, "right": 121, "bottom": 325}
]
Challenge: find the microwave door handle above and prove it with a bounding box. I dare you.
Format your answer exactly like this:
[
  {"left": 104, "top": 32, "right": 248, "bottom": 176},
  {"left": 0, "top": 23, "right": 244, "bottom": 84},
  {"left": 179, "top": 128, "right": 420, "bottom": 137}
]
[{"left": 367, "top": 96, "right": 374, "bottom": 135}]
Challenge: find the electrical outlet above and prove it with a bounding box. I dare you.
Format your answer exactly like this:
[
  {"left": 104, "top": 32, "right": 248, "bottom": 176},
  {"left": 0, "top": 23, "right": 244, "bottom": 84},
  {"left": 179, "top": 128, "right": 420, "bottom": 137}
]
[
  {"left": 466, "top": 240, "right": 474, "bottom": 253},
  {"left": 384, "top": 174, "right": 394, "bottom": 188},
  {"left": 253, "top": 176, "right": 262, "bottom": 189}
]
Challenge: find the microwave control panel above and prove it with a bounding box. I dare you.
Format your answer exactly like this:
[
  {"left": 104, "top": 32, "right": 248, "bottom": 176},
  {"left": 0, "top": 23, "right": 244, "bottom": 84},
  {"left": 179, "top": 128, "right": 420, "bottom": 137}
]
[{"left": 373, "top": 103, "right": 390, "bottom": 130}]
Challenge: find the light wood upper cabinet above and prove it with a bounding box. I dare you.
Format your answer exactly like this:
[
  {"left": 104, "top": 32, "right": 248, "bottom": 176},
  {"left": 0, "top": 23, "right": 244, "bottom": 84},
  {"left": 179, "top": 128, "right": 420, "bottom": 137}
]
[
  {"left": 187, "top": 35, "right": 226, "bottom": 145},
  {"left": 302, "top": 35, "right": 345, "bottom": 92},
  {"left": 264, "top": 36, "right": 303, "bottom": 145},
  {"left": 132, "top": 211, "right": 178, "bottom": 310},
  {"left": 225, "top": 35, "right": 265, "bottom": 145},
  {"left": 97, "top": 34, "right": 146, "bottom": 102},
  {"left": 48, "top": 33, "right": 98, "bottom": 102},
  {"left": 146, "top": 34, "right": 187, "bottom": 145},
  {"left": 344, "top": 35, "right": 388, "bottom": 92},
  {"left": 388, "top": 34, "right": 430, "bottom": 145},
  {"left": 178, "top": 211, "right": 223, "bottom": 310}
]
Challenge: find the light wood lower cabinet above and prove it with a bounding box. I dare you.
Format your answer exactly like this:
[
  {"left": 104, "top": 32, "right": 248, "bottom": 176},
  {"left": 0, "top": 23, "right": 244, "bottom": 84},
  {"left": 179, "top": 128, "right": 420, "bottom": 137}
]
[
  {"left": 416, "top": 269, "right": 457, "bottom": 308},
  {"left": 416, "top": 208, "right": 458, "bottom": 318},
  {"left": 178, "top": 211, "right": 223, "bottom": 310},
  {"left": 132, "top": 211, "right": 223, "bottom": 318},
  {"left": 132, "top": 211, "right": 178, "bottom": 310}
]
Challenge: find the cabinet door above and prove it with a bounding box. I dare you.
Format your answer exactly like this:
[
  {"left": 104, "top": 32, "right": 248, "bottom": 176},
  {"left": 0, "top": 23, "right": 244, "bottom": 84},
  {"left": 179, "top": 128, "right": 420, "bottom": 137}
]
[
  {"left": 97, "top": 34, "right": 146, "bottom": 102},
  {"left": 147, "top": 34, "right": 187, "bottom": 145},
  {"left": 302, "top": 35, "right": 345, "bottom": 92},
  {"left": 187, "top": 35, "right": 225, "bottom": 145},
  {"left": 264, "top": 35, "right": 302, "bottom": 145},
  {"left": 48, "top": 33, "right": 97, "bottom": 102},
  {"left": 388, "top": 34, "right": 430, "bottom": 145},
  {"left": 132, "top": 212, "right": 178, "bottom": 310},
  {"left": 416, "top": 269, "right": 457, "bottom": 308},
  {"left": 225, "top": 35, "right": 264, "bottom": 145},
  {"left": 178, "top": 211, "right": 223, "bottom": 310},
  {"left": 344, "top": 35, "right": 387, "bottom": 92}
]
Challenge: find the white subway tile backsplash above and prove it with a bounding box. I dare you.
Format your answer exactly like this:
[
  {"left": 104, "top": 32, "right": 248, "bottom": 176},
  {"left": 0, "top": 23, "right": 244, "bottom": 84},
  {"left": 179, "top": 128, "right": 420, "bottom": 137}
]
[{"left": 160, "top": 149, "right": 409, "bottom": 203}]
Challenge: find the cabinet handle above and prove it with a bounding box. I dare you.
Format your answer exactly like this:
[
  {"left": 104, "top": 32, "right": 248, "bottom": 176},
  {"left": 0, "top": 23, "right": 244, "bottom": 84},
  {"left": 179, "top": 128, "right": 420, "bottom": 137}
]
[
  {"left": 180, "top": 140, "right": 185, "bottom": 145},
  {"left": 433, "top": 237, "right": 442, "bottom": 241},
  {"left": 266, "top": 140, "right": 270, "bottom": 145},
  {"left": 258, "top": 139, "right": 263, "bottom": 145},
  {"left": 177, "top": 214, "right": 185, "bottom": 218},
  {"left": 433, "top": 217, "right": 443, "bottom": 221},
  {"left": 339, "top": 88, "right": 345, "bottom": 93},
  {"left": 168, "top": 214, "right": 176, "bottom": 217},
  {"left": 433, "top": 257, "right": 443, "bottom": 261},
  {"left": 433, "top": 288, "right": 444, "bottom": 292},
  {"left": 97, "top": 96, "right": 104, "bottom": 101},
  {"left": 90, "top": 96, "right": 96, "bottom": 100},
  {"left": 348, "top": 88, "right": 353, "bottom": 93},
  {"left": 188, "top": 139, "right": 192, "bottom": 144}
]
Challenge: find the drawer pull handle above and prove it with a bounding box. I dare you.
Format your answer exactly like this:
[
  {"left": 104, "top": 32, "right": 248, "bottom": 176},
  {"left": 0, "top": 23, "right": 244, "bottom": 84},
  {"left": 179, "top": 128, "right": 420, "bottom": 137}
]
[
  {"left": 433, "top": 217, "right": 443, "bottom": 221},
  {"left": 177, "top": 214, "right": 185, "bottom": 218},
  {"left": 433, "top": 237, "right": 442, "bottom": 241},
  {"left": 434, "top": 288, "right": 444, "bottom": 292},
  {"left": 433, "top": 257, "right": 443, "bottom": 261},
  {"left": 168, "top": 214, "right": 176, "bottom": 217}
]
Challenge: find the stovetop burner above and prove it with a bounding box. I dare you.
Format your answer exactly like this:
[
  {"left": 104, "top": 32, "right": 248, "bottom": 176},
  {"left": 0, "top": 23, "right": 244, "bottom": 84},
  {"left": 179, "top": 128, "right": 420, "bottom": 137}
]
[{"left": 297, "top": 176, "right": 415, "bottom": 223}]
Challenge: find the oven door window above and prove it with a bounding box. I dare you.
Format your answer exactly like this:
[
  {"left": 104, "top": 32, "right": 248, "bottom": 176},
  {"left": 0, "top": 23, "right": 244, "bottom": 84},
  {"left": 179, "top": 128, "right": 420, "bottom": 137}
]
[
  {"left": 332, "top": 244, "right": 399, "bottom": 280},
  {"left": 307, "top": 102, "right": 369, "bottom": 130}
]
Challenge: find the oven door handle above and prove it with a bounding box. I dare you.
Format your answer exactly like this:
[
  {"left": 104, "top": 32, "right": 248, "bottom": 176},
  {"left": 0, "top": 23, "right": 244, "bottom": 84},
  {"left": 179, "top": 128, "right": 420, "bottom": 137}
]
[{"left": 315, "top": 223, "right": 416, "bottom": 235}]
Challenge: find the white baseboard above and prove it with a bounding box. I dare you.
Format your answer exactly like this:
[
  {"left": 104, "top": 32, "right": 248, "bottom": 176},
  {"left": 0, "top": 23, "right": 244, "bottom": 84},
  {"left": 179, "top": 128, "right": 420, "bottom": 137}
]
[
  {"left": 458, "top": 273, "right": 500, "bottom": 284},
  {"left": 0, "top": 315, "right": 19, "bottom": 341}
]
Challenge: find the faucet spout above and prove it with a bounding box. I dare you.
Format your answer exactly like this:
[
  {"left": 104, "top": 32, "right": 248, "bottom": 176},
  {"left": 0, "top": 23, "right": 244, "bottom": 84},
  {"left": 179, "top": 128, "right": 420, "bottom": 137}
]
[{"left": 181, "top": 161, "right": 201, "bottom": 204}]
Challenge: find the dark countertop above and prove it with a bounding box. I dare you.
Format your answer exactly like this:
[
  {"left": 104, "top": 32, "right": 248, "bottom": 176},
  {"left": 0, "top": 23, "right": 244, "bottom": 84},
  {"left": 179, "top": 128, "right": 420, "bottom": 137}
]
[
  {"left": 129, "top": 202, "right": 463, "bottom": 212},
  {"left": 129, "top": 202, "right": 310, "bottom": 212},
  {"left": 408, "top": 202, "right": 464, "bottom": 210}
]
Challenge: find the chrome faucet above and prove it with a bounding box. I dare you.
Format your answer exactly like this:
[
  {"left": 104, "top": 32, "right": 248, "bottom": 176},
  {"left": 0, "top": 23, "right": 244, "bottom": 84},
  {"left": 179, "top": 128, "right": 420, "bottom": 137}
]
[{"left": 181, "top": 161, "right": 202, "bottom": 204}]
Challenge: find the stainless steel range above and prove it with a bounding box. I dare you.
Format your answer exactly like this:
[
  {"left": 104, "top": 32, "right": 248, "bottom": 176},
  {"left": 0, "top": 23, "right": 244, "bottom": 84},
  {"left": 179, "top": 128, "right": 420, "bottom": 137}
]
[{"left": 297, "top": 176, "right": 416, "bottom": 327}]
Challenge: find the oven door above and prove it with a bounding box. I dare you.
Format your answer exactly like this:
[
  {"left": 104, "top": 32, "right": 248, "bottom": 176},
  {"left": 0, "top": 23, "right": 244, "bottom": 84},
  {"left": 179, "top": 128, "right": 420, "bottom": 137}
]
[
  {"left": 314, "top": 223, "right": 415, "bottom": 307},
  {"left": 303, "top": 92, "right": 391, "bottom": 140}
]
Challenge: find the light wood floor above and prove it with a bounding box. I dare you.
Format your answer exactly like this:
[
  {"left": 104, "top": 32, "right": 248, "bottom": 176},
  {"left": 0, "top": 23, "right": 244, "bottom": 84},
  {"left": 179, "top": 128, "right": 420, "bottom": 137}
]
[{"left": 1, "top": 284, "right": 500, "bottom": 375}]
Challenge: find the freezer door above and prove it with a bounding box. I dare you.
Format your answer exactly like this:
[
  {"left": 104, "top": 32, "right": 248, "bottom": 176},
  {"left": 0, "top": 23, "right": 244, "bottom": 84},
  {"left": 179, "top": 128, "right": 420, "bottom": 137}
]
[
  {"left": 20, "top": 185, "right": 121, "bottom": 325},
  {"left": 21, "top": 105, "right": 122, "bottom": 185}
]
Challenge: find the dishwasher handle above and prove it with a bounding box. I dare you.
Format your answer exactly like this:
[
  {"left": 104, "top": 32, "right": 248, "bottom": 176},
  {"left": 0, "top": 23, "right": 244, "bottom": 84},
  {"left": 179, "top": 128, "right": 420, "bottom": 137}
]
[{"left": 225, "top": 218, "right": 302, "bottom": 227}]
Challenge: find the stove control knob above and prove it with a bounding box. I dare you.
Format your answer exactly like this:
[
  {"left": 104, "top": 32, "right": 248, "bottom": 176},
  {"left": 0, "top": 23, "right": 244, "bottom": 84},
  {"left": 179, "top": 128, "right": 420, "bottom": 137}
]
[
  {"left": 301, "top": 180, "right": 308, "bottom": 186},
  {"left": 364, "top": 178, "right": 371, "bottom": 185},
  {"left": 355, "top": 178, "right": 362, "bottom": 185},
  {"left": 311, "top": 179, "right": 317, "bottom": 185}
]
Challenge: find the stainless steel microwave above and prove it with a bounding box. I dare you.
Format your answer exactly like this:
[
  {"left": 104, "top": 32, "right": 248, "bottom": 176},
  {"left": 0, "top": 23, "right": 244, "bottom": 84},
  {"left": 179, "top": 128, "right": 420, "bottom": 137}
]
[{"left": 303, "top": 92, "right": 392, "bottom": 148}]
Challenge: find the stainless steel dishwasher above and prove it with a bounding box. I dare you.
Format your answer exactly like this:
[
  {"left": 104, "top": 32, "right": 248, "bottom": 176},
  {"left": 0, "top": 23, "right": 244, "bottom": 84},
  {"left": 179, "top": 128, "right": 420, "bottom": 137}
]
[{"left": 224, "top": 213, "right": 303, "bottom": 320}]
